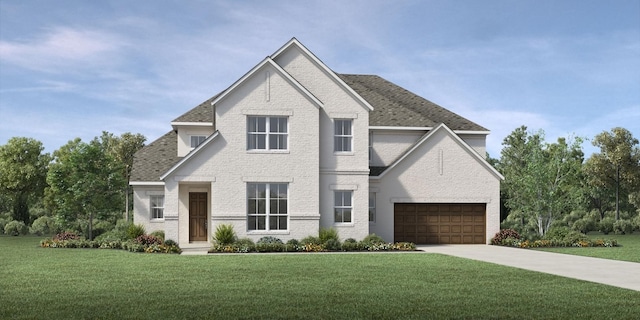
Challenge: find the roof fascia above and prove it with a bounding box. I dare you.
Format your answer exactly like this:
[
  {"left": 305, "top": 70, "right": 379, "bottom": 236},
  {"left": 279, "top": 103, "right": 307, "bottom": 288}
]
[
  {"left": 129, "top": 181, "right": 165, "bottom": 186},
  {"left": 369, "top": 126, "right": 490, "bottom": 135},
  {"left": 170, "top": 122, "right": 214, "bottom": 127},
  {"left": 375, "top": 123, "right": 503, "bottom": 180},
  {"left": 160, "top": 131, "right": 220, "bottom": 181},
  {"left": 209, "top": 57, "right": 323, "bottom": 109},
  {"left": 272, "top": 38, "right": 374, "bottom": 112}
]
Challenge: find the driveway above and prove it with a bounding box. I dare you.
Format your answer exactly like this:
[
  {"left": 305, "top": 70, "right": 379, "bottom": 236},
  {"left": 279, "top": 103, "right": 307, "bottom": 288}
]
[{"left": 418, "top": 245, "right": 640, "bottom": 292}]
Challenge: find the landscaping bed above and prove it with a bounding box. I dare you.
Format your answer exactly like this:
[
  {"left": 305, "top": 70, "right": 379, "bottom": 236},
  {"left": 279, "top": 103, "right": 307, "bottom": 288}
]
[{"left": 490, "top": 228, "right": 619, "bottom": 248}]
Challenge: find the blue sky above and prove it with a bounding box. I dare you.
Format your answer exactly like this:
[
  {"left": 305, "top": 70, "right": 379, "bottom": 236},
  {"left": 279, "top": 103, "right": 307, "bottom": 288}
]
[{"left": 1, "top": 0, "right": 638, "bottom": 158}]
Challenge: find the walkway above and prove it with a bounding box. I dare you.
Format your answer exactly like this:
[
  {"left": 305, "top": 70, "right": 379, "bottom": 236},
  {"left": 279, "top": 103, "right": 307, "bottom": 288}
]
[{"left": 418, "top": 245, "right": 640, "bottom": 291}]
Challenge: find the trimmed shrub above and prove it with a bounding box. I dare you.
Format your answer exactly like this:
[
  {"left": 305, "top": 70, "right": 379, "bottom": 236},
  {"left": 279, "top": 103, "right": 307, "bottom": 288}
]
[
  {"left": 319, "top": 227, "right": 339, "bottom": 244},
  {"left": 4, "top": 220, "right": 28, "bottom": 236},
  {"left": 135, "top": 234, "right": 163, "bottom": 246},
  {"left": 257, "top": 236, "right": 283, "bottom": 244},
  {"left": 324, "top": 238, "right": 342, "bottom": 251},
  {"left": 598, "top": 217, "right": 615, "bottom": 235},
  {"left": 613, "top": 219, "right": 633, "bottom": 235},
  {"left": 285, "top": 239, "right": 301, "bottom": 252},
  {"left": 212, "top": 224, "right": 236, "bottom": 245},
  {"left": 127, "top": 224, "right": 146, "bottom": 239},
  {"left": 164, "top": 239, "right": 178, "bottom": 247},
  {"left": 150, "top": 230, "right": 165, "bottom": 241},
  {"left": 341, "top": 238, "right": 360, "bottom": 251},
  {"left": 490, "top": 229, "right": 521, "bottom": 245},
  {"left": 300, "top": 236, "right": 321, "bottom": 245},
  {"left": 571, "top": 217, "right": 596, "bottom": 234},
  {"left": 543, "top": 226, "right": 571, "bottom": 241},
  {"left": 360, "top": 234, "right": 385, "bottom": 249},
  {"left": 53, "top": 231, "right": 80, "bottom": 241},
  {"left": 29, "top": 216, "right": 58, "bottom": 236}
]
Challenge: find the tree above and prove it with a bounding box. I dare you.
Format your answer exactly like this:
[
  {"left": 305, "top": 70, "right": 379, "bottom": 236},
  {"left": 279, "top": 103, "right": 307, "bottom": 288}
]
[
  {"left": 46, "top": 138, "right": 125, "bottom": 239},
  {"left": 584, "top": 128, "right": 640, "bottom": 220},
  {"left": 96, "top": 131, "right": 146, "bottom": 219},
  {"left": 499, "top": 126, "right": 584, "bottom": 236},
  {"left": 0, "top": 137, "right": 51, "bottom": 224}
]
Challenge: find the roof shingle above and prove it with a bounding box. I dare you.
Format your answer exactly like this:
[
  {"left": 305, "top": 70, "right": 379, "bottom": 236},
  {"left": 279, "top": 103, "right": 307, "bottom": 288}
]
[{"left": 130, "top": 131, "right": 181, "bottom": 182}]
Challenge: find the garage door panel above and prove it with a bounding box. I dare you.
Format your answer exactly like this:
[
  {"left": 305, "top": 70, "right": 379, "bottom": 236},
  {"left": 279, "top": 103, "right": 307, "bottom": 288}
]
[{"left": 394, "top": 203, "right": 486, "bottom": 244}]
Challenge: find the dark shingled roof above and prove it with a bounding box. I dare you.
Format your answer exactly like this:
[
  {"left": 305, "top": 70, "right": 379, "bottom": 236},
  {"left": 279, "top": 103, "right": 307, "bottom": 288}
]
[
  {"left": 131, "top": 73, "right": 486, "bottom": 182},
  {"left": 338, "top": 74, "right": 487, "bottom": 131},
  {"left": 130, "top": 131, "right": 181, "bottom": 182},
  {"left": 172, "top": 94, "right": 218, "bottom": 123}
]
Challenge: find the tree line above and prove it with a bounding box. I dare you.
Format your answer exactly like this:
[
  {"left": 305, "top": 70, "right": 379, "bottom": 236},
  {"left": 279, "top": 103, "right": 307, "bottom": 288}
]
[
  {"left": 493, "top": 126, "right": 640, "bottom": 238},
  {"left": 0, "top": 132, "right": 145, "bottom": 238}
]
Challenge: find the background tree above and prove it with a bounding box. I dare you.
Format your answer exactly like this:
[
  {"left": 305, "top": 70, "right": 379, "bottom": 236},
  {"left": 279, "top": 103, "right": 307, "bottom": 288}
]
[
  {"left": 0, "top": 137, "right": 51, "bottom": 224},
  {"left": 499, "top": 126, "right": 584, "bottom": 236},
  {"left": 584, "top": 128, "right": 640, "bottom": 220},
  {"left": 46, "top": 138, "right": 125, "bottom": 239}
]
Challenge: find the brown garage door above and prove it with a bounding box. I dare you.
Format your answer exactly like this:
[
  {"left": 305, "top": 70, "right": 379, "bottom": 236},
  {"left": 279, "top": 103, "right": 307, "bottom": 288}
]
[{"left": 394, "top": 203, "right": 486, "bottom": 244}]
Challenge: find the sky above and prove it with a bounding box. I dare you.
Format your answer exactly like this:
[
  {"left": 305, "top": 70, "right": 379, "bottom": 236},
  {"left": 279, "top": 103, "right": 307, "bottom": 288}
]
[{"left": 1, "top": 0, "right": 639, "bottom": 158}]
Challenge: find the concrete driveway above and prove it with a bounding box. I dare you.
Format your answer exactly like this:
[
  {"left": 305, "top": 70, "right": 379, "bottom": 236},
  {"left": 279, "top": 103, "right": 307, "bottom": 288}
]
[{"left": 418, "top": 245, "right": 640, "bottom": 292}]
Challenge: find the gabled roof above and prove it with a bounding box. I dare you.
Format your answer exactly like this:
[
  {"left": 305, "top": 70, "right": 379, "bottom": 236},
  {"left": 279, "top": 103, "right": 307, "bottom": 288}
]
[
  {"left": 371, "top": 123, "right": 503, "bottom": 180},
  {"left": 338, "top": 74, "right": 487, "bottom": 131},
  {"left": 130, "top": 131, "right": 180, "bottom": 183},
  {"left": 209, "top": 56, "right": 323, "bottom": 109},
  {"left": 272, "top": 38, "right": 374, "bottom": 112},
  {"left": 160, "top": 131, "right": 220, "bottom": 180},
  {"left": 172, "top": 94, "right": 218, "bottom": 123}
]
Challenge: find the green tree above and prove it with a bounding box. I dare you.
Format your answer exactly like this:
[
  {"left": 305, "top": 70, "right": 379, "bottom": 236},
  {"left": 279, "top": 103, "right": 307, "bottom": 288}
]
[
  {"left": 0, "top": 137, "right": 51, "bottom": 224},
  {"left": 584, "top": 128, "right": 640, "bottom": 220},
  {"left": 500, "top": 126, "right": 584, "bottom": 236},
  {"left": 46, "top": 138, "right": 125, "bottom": 239}
]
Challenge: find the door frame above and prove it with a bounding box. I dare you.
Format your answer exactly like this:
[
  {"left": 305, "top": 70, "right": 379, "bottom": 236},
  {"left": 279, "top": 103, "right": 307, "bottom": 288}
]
[{"left": 188, "top": 192, "right": 208, "bottom": 242}]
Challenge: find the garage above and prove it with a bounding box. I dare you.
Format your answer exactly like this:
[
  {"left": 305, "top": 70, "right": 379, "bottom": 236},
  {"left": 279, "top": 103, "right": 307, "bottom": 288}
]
[{"left": 394, "top": 203, "right": 486, "bottom": 244}]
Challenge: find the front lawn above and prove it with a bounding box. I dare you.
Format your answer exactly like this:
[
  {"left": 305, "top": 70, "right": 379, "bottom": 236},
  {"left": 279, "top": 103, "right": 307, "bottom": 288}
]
[
  {"left": 535, "top": 233, "right": 640, "bottom": 263},
  {"left": 1, "top": 236, "right": 639, "bottom": 319}
]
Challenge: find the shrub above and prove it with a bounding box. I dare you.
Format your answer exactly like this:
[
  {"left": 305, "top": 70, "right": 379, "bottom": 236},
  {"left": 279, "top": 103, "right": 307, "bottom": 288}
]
[
  {"left": 135, "top": 234, "right": 163, "bottom": 246},
  {"left": 53, "top": 231, "right": 80, "bottom": 241},
  {"left": 490, "top": 229, "right": 521, "bottom": 245},
  {"left": 0, "top": 217, "right": 10, "bottom": 234},
  {"left": 285, "top": 239, "right": 301, "bottom": 252},
  {"left": 257, "top": 236, "right": 283, "bottom": 244},
  {"left": 29, "top": 216, "right": 58, "bottom": 236},
  {"left": 4, "top": 220, "right": 28, "bottom": 236},
  {"left": 613, "top": 219, "right": 633, "bottom": 235},
  {"left": 361, "top": 234, "right": 385, "bottom": 248},
  {"left": 127, "top": 224, "right": 146, "bottom": 239},
  {"left": 324, "top": 238, "right": 342, "bottom": 251},
  {"left": 543, "top": 226, "right": 571, "bottom": 241},
  {"left": 598, "top": 217, "right": 615, "bottom": 235},
  {"left": 571, "top": 217, "right": 596, "bottom": 234},
  {"left": 300, "top": 236, "right": 321, "bottom": 245},
  {"left": 212, "top": 224, "right": 236, "bottom": 245},
  {"left": 164, "top": 239, "right": 178, "bottom": 247},
  {"left": 150, "top": 230, "right": 165, "bottom": 241},
  {"left": 633, "top": 215, "right": 640, "bottom": 232},
  {"left": 319, "top": 227, "right": 339, "bottom": 244},
  {"left": 92, "top": 219, "right": 115, "bottom": 239},
  {"left": 563, "top": 231, "right": 589, "bottom": 245},
  {"left": 341, "top": 238, "right": 360, "bottom": 251}
]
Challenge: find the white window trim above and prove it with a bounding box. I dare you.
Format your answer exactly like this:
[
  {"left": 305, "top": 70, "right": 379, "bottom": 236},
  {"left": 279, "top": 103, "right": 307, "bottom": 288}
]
[
  {"left": 334, "top": 190, "right": 353, "bottom": 224},
  {"left": 150, "top": 195, "right": 164, "bottom": 220},
  {"left": 334, "top": 119, "right": 353, "bottom": 154},
  {"left": 190, "top": 135, "right": 207, "bottom": 149},
  {"left": 247, "top": 116, "right": 289, "bottom": 151},
  {"left": 247, "top": 183, "right": 289, "bottom": 232},
  {"left": 369, "top": 192, "right": 376, "bottom": 223}
]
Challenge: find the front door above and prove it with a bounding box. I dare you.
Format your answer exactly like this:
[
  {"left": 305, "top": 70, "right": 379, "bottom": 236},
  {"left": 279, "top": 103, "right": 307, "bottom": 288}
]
[{"left": 189, "top": 192, "right": 208, "bottom": 242}]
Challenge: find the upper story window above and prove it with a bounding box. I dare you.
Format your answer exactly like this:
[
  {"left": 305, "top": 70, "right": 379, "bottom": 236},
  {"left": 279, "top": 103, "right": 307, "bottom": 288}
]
[
  {"left": 190, "top": 135, "right": 206, "bottom": 149},
  {"left": 247, "top": 116, "right": 288, "bottom": 151},
  {"left": 150, "top": 195, "right": 164, "bottom": 220},
  {"left": 334, "top": 119, "right": 353, "bottom": 152}
]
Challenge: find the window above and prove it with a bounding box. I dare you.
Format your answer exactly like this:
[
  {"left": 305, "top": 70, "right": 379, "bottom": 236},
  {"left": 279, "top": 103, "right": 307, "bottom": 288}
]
[
  {"left": 247, "top": 117, "right": 288, "bottom": 150},
  {"left": 150, "top": 195, "right": 164, "bottom": 220},
  {"left": 369, "top": 192, "right": 376, "bottom": 222},
  {"left": 190, "top": 135, "right": 206, "bottom": 149},
  {"left": 334, "top": 191, "right": 352, "bottom": 223},
  {"left": 334, "top": 119, "right": 352, "bottom": 152},
  {"left": 247, "top": 183, "right": 288, "bottom": 231}
]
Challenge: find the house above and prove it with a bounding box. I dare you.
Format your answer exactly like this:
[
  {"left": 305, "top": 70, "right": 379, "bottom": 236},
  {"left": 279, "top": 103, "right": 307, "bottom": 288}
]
[{"left": 130, "top": 38, "right": 503, "bottom": 248}]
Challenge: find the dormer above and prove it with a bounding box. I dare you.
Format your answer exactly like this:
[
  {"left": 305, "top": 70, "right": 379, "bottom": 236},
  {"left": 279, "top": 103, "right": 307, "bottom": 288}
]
[{"left": 171, "top": 96, "right": 216, "bottom": 157}]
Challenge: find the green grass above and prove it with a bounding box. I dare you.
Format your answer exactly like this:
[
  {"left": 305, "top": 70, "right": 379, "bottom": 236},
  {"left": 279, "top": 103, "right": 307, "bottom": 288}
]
[
  {"left": 535, "top": 233, "right": 640, "bottom": 263},
  {"left": 1, "top": 236, "right": 639, "bottom": 319}
]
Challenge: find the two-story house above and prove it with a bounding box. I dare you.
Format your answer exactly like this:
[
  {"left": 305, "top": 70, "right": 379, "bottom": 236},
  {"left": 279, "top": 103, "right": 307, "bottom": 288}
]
[{"left": 130, "top": 38, "right": 503, "bottom": 248}]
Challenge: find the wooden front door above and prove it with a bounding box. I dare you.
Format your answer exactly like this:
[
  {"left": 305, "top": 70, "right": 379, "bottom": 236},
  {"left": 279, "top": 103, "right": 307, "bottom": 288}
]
[{"left": 189, "top": 192, "right": 208, "bottom": 242}]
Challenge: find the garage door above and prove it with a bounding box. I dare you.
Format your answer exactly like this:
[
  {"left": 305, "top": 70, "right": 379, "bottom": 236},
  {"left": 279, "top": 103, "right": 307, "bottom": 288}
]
[{"left": 394, "top": 203, "right": 486, "bottom": 244}]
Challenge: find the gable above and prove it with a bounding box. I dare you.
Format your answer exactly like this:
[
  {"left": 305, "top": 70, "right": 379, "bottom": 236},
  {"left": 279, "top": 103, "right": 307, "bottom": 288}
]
[
  {"left": 373, "top": 123, "right": 502, "bottom": 181},
  {"left": 130, "top": 130, "right": 180, "bottom": 183}
]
